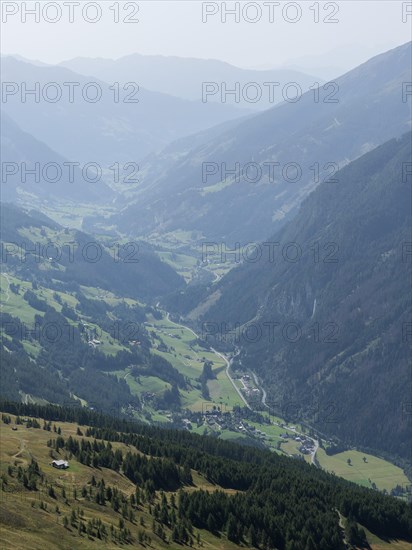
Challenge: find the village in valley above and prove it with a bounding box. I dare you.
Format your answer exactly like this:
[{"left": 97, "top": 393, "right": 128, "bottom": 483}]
[{"left": 161, "top": 404, "right": 318, "bottom": 462}]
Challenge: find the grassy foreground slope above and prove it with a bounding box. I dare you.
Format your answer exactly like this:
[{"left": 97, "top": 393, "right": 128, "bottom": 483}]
[
  {"left": 0, "top": 414, "right": 240, "bottom": 550},
  {"left": 0, "top": 402, "right": 411, "bottom": 550}
]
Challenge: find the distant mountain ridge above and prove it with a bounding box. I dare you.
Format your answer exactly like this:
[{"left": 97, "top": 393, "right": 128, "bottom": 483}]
[
  {"left": 60, "top": 53, "right": 322, "bottom": 111},
  {"left": 1, "top": 56, "right": 247, "bottom": 167}
]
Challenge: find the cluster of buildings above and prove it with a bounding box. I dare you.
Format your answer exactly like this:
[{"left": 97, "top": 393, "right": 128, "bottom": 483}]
[
  {"left": 297, "top": 437, "right": 315, "bottom": 455},
  {"left": 202, "top": 410, "right": 227, "bottom": 430},
  {"left": 280, "top": 432, "right": 315, "bottom": 455},
  {"left": 180, "top": 409, "right": 270, "bottom": 443},
  {"left": 238, "top": 374, "right": 260, "bottom": 399},
  {"left": 240, "top": 421, "right": 267, "bottom": 440}
]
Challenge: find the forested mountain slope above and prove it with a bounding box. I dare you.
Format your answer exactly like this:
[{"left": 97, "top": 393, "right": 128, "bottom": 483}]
[
  {"left": 0, "top": 204, "right": 185, "bottom": 411},
  {"left": 1, "top": 203, "right": 183, "bottom": 299},
  {"left": 191, "top": 132, "right": 412, "bottom": 460}
]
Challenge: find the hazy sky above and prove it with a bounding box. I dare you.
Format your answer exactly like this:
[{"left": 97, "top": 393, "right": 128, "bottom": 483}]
[{"left": 1, "top": 1, "right": 411, "bottom": 74}]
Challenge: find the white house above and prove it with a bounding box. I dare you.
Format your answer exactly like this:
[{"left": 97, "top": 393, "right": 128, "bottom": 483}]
[{"left": 52, "top": 460, "right": 69, "bottom": 470}]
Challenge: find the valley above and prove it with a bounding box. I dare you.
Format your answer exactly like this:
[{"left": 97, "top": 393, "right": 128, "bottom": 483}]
[
  {"left": 1, "top": 249, "right": 409, "bottom": 497},
  {"left": 1, "top": 196, "right": 410, "bottom": 499}
]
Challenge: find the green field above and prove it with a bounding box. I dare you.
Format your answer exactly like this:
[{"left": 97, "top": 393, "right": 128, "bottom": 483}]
[
  {"left": 17, "top": 201, "right": 117, "bottom": 231},
  {"left": 152, "top": 315, "right": 241, "bottom": 410},
  {"left": 218, "top": 431, "right": 249, "bottom": 442},
  {"left": 111, "top": 369, "right": 171, "bottom": 396},
  {"left": 113, "top": 313, "right": 241, "bottom": 413},
  {"left": 141, "top": 228, "right": 237, "bottom": 283},
  {"left": 316, "top": 448, "right": 409, "bottom": 492},
  {"left": 1, "top": 274, "right": 42, "bottom": 325},
  {"left": 0, "top": 273, "right": 133, "bottom": 358},
  {"left": 157, "top": 251, "right": 197, "bottom": 282}
]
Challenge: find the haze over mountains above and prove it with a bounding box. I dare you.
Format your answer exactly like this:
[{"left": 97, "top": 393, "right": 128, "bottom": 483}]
[
  {"left": 1, "top": 112, "right": 113, "bottom": 204},
  {"left": 277, "top": 43, "right": 391, "bottom": 80},
  {"left": 3, "top": 42, "right": 410, "bottom": 226},
  {"left": 1, "top": 56, "right": 248, "bottom": 167},
  {"left": 2, "top": 1, "right": 412, "bottom": 544},
  {"left": 60, "top": 53, "right": 322, "bottom": 111},
  {"left": 106, "top": 41, "right": 412, "bottom": 244}
]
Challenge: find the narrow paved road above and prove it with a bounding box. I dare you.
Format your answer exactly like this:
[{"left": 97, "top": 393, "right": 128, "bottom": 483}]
[
  {"left": 166, "top": 312, "right": 198, "bottom": 338},
  {"left": 211, "top": 348, "right": 250, "bottom": 409}
]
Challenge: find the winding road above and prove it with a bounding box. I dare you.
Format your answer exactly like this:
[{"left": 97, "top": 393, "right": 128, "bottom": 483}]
[{"left": 210, "top": 348, "right": 250, "bottom": 409}]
